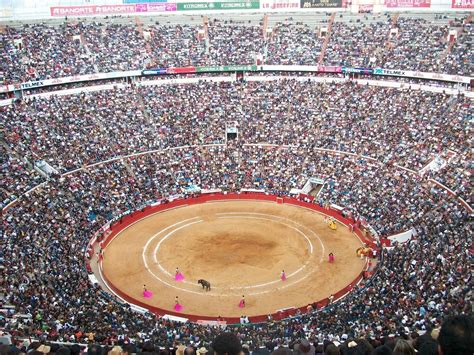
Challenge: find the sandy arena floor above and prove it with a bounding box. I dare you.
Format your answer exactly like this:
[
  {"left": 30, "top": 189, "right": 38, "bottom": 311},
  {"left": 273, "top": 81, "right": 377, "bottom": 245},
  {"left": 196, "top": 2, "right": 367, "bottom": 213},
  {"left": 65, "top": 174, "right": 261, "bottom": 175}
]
[{"left": 102, "top": 200, "right": 366, "bottom": 318}]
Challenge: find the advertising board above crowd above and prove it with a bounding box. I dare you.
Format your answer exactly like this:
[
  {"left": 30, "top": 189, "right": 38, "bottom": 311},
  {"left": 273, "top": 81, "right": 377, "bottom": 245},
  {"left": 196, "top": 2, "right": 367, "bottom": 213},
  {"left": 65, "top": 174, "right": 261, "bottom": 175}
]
[
  {"left": 47, "top": 0, "right": 473, "bottom": 17},
  {"left": 0, "top": 65, "right": 471, "bottom": 95},
  {"left": 384, "top": 0, "right": 431, "bottom": 8}
]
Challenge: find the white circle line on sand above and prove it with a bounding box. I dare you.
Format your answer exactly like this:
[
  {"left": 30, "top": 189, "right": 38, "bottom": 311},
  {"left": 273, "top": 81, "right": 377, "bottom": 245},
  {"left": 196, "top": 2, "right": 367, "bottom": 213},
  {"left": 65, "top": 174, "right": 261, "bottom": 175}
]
[
  {"left": 104, "top": 205, "right": 191, "bottom": 253},
  {"left": 143, "top": 216, "right": 201, "bottom": 262},
  {"left": 109, "top": 206, "right": 357, "bottom": 300},
  {"left": 151, "top": 213, "right": 315, "bottom": 289},
  {"left": 217, "top": 211, "right": 326, "bottom": 261},
  {"left": 142, "top": 220, "right": 212, "bottom": 296},
  {"left": 152, "top": 220, "right": 206, "bottom": 278},
  {"left": 150, "top": 215, "right": 314, "bottom": 290},
  {"left": 143, "top": 213, "right": 319, "bottom": 294},
  {"left": 144, "top": 218, "right": 306, "bottom": 296}
]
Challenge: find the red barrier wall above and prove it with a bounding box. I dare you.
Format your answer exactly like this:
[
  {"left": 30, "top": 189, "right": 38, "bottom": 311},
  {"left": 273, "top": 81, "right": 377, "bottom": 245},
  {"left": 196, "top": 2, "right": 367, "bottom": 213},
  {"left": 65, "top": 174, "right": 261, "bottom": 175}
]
[{"left": 95, "top": 192, "right": 377, "bottom": 324}]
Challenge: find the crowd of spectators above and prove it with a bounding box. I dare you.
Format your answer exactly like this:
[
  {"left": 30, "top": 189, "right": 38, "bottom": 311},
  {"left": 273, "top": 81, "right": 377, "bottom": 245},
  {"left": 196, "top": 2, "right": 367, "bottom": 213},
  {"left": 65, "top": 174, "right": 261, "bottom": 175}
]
[
  {"left": 324, "top": 16, "right": 472, "bottom": 74},
  {"left": 323, "top": 20, "right": 389, "bottom": 68},
  {"left": 2, "top": 80, "right": 470, "bottom": 209},
  {"left": 265, "top": 23, "right": 323, "bottom": 65},
  {"left": 1, "top": 14, "right": 472, "bottom": 83},
  {"left": 1, "top": 13, "right": 472, "bottom": 354},
  {"left": 0, "top": 144, "right": 44, "bottom": 207},
  {"left": 147, "top": 24, "right": 206, "bottom": 69},
  {"left": 2, "top": 140, "right": 472, "bottom": 347},
  {"left": 425, "top": 153, "right": 472, "bottom": 203},
  {"left": 1, "top": 23, "right": 95, "bottom": 82},
  {"left": 3, "top": 317, "right": 474, "bottom": 355},
  {"left": 438, "top": 20, "right": 473, "bottom": 75}
]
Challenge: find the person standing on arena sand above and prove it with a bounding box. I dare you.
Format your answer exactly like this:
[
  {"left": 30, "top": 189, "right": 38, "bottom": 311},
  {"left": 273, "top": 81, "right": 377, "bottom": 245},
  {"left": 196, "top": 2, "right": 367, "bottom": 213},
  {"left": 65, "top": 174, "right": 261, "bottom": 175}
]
[
  {"left": 96, "top": 248, "right": 103, "bottom": 263},
  {"left": 328, "top": 294, "right": 334, "bottom": 304},
  {"left": 174, "top": 296, "right": 183, "bottom": 312},
  {"left": 281, "top": 270, "right": 286, "bottom": 281},
  {"left": 175, "top": 267, "right": 185, "bottom": 281},
  {"left": 142, "top": 284, "right": 153, "bottom": 298},
  {"left": 327, "top": 218, "right": 337, "bottom": 230},
  {"left": 238, "top": 295, "right": 245, "bottom": 308},
  {"left": 328, "top": 253, "right": 335, "bottom": 263}
]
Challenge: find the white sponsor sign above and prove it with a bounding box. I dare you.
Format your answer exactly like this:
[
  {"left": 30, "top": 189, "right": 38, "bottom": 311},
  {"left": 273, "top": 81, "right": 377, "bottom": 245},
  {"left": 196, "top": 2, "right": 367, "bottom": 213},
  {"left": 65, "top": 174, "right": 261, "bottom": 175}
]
[
  {"left": 373, "top": 67, "right": 471, "bottom": 84},
  {"left": 261, "top": 0, "right": 300, "bottom": 9},
  {"left": 0, "top": 70, "right": 141, "bottom": 93}
]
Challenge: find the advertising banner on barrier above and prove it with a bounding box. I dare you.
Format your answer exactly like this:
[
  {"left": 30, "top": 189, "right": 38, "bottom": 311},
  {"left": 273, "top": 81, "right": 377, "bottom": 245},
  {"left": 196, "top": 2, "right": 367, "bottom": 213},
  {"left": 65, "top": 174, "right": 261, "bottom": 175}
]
[
  {"left": 142, "top": 68, "right": 168, "bottom": 75},
  {"left": 166, "top": 67, "right": 197, "bottom": 74},
  {"left": 17, "top": 70, "right": 141, "bottom": 91},
  {"left": 261, "top": 65, "right": 341, "bottom": 73},
  {"left": 3, "top": 66, "right": 471, "bottom": 94},
  {"left": 301, "top": 0, "right": 345, "bottom": 8},
  {"left": 358, "top": 3, "right": 374, "bottom": 11},
  {"left": 50, "top": 3, "right": 176, "bottom": 17},
  {"left": 451, "top": 0, "right": 473, "bottom": 8},
  {"left": 318, "top": 65, "right": 343, "bottom": 73},
  {"left": 373, "top": 68, "right": 407, "bottom": 76},
  {"left": 21, "top": 81, "right": 46, "bottom": 90},
  {"left": 342, "top": 67, "right": 373, "bottom": 74},
  {"left": 123, "top": 0, "right": 167, "bottom": 3},
  {"left": 384, "top": 0, "right": 430, "bottom": 7},
  {"left": 261, "top": 0, "right": 300, "bottom": 9},
  {"left": 177, "top": 1, "right": 260, "bottom": 11},
  {"left": 196, "top": 65, "right": 258, "bottom": 72},
  {"left": 373, "top": 68, "right": 472, "bottom": 84}
]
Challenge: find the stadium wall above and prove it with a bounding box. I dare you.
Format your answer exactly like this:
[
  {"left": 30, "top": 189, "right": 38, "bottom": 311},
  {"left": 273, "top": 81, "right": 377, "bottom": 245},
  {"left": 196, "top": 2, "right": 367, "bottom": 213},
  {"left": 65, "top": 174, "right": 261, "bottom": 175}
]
[
  {"left": 0, "top": 0, "right": 472, "bottom": 21},
  {"left": 1, "top": 71, "right": 472, "bottom": 108},
  {"left": 0, "top": 65, "right": 472, "bottom": 96}
]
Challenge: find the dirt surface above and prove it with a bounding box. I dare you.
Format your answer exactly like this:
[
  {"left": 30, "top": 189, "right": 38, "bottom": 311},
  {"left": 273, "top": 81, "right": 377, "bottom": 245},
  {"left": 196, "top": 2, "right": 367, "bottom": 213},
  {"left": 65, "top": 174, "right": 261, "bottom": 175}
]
[{"left": 102, "top": 200, "right": 366, "bottom": 318}]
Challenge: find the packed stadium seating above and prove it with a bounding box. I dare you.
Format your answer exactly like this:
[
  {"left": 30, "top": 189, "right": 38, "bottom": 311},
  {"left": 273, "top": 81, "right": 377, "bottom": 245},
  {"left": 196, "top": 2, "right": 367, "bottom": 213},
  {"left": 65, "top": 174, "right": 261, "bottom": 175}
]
[
  {"left": 1, "top": 14, "right": 472, "bottom": 82},
  {"left": 1, "top": 11, "right": 472, "bottom": 355}
]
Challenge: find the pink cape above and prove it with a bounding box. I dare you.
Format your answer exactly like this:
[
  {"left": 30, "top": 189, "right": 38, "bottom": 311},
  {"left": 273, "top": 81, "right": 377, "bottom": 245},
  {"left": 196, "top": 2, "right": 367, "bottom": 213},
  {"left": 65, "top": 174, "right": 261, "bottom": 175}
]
[
  {"left": 281, "top": 274, "right": 286, "bottom": 281},
  {"left": 174, "top": 303, "right": 183, "bottom": 312},
  {"left": 175, "top": 272, "right": 185, "bottom": 281},
  {"left": 143, "top": 290, "right": 153, "bottom": 298},
  {"left": 238, "top": 300, "right": 245, "bottom": 308},
  {"left": 329, "top": 255, "right": 335, "bottom": 263}
]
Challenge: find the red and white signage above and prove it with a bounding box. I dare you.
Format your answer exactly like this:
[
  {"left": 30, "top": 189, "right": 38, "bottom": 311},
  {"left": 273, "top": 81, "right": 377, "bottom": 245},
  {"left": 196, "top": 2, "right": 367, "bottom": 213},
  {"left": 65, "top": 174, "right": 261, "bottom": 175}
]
[
  {"left": 50, "top": 3, "right": 177, "bottom": 17},
  {"left": 358, "top": 4, "right": 374, "bottom": 11},
  {"left": 451, "top": 0, "right": 473, "bottom": 8},
  {"left": 385, "top": 0, "right": 430, "bottom": 7}
]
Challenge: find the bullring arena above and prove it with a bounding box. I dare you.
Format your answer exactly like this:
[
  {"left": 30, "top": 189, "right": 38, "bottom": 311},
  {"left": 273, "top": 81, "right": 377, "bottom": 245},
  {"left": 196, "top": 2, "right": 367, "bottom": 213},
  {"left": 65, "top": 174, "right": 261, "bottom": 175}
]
[
  {"left": 1, "top": 6, "right": 473, "bottom": 354},
  {"left": 95, "top": 194, "right": 371, "bottom": 321}
]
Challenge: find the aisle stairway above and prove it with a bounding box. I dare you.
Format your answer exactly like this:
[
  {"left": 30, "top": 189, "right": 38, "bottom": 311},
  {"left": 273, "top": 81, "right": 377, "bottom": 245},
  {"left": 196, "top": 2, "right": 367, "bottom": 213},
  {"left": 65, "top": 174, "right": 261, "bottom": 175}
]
[{"left": 319, "top": 13, "right": 336, "bottom": 64}]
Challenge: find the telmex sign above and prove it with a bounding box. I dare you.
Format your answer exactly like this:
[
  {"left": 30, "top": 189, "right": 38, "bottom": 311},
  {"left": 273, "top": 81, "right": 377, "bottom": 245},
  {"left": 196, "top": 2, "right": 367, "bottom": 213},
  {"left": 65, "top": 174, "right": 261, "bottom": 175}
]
[
  {"left": 374, "top": 68, "right": 407, "bottom": 76},
  {"left": 21, "top": 81, "right": 45, "bottom": 89}
]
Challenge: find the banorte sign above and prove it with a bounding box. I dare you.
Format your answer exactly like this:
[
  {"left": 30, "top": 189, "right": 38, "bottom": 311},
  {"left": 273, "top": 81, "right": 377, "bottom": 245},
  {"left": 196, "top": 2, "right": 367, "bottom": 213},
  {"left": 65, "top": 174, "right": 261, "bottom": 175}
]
[{"left": 50, "top": 3, "right": 177, "bottom": 17}]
